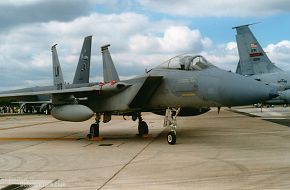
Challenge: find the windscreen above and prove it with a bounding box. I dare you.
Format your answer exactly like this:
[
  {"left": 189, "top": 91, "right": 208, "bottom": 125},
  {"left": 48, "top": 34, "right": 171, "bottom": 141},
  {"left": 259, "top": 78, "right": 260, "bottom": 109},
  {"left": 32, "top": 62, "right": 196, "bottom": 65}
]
[{"left": 157, "top": 55, "right": 213, "bottom": 70}]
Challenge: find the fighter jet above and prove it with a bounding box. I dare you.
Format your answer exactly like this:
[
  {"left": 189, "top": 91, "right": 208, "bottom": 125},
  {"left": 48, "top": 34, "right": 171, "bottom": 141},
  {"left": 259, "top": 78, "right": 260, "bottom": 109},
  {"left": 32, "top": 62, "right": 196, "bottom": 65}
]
[
  {"left": 0, "top": 43, "right": 278, "bottom": 144},
  {"left": 0, "top": 36, "right": 96, "bottom": 113},
  {"left": 233, "top": 24, "right": 290, "bottom": 104}
]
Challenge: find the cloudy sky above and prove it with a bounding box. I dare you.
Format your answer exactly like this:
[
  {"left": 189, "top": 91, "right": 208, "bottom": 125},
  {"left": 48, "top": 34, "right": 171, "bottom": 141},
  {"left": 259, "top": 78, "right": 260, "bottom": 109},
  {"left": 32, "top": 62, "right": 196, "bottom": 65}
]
[{"left": 0, "top": 0, "right": 290, "bottom": 90}]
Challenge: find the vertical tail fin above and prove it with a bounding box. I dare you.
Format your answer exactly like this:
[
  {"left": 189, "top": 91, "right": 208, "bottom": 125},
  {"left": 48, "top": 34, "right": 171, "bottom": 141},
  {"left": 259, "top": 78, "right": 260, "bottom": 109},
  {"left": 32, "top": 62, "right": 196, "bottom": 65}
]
[
  {"left": 101, "top": 44, "right": 120, "bottom": 83},
  {"left": 233, "top": 24, "right": 281, "bottom": 75},
  {"left": 73, "top": 36, "right": 92, "bottom": 84},
  {"left": 51, "top": 44, "right": 65, "bottom": 90}
]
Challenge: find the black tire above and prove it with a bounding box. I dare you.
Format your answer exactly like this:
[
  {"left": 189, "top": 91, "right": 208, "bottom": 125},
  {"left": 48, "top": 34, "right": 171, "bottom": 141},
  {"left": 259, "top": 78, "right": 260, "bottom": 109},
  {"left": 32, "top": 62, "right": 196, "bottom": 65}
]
[
  {"left": 167, "top": 131, "right": 176, "bottom": 145},
  {"left": 90, "top": 123, "right": 99, "bottom": 137},
  {"left": 138, "top": 121, "right": 149, "bottom": 135}
]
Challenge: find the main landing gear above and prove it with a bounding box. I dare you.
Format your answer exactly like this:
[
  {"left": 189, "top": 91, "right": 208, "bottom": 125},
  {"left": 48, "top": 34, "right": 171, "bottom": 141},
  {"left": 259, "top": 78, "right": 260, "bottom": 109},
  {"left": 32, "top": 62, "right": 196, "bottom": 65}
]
[
  {"left": 87, "top": 109, "right": 180, "bottom": 145},
  {"left": 136, "top": 112, "right": 149, "bottom": 136},
  {"left": 164, "top": 108, "right": 180, "bottom": 145},
  {"left": 87, "top": 114, "right": 101, "bottom": 140}
]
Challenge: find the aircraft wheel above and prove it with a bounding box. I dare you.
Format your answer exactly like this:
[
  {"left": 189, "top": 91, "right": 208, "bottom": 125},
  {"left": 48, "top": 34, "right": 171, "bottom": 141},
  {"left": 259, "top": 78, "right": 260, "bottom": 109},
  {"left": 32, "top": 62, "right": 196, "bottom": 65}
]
[
  {"left": 90, "top": 123, "right": 99, "bottom": 137},
  {"left": 138, "top": 121, "right": 148, "bottom": 136},
  {"left": 167, "top": 131, "right": 176, "bottom": 145}
]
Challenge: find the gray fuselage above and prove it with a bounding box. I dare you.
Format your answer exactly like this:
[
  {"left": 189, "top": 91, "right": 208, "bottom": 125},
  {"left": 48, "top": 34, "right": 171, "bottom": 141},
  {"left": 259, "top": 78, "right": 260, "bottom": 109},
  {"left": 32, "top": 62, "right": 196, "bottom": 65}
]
[{"left": 78, "top": 66, "right": 276, "bottom": 115}]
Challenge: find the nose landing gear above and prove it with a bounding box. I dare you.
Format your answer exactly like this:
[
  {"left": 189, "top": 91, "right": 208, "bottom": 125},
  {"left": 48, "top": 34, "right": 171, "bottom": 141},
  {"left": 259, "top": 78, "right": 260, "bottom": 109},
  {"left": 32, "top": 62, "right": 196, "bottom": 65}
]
[{"left": 164, "top": 108, "right": 180, "bottom": 145}]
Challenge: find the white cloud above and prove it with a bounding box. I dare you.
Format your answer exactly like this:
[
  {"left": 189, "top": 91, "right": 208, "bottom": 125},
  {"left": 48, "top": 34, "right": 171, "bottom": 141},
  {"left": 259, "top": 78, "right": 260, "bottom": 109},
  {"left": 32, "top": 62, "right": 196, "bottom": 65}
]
[
  {"left": 225, "top": 42, "right": 237, "bottom": 51},
  {"left": 129, "top": 26, "right": 212, "bottom": 54},
  {"left": 265, "top": 40, "right": 290, "bottom": 70},
  {"left": 0, "top": 6, "right": 289, "bottom": 91},
  {"left": 0, "top": 12, "right": 184, "bottom": 89},
  {"left": 202, "top": 42, "right": 239, "bottom": 71},
  {"left": 139, "top": 0, "right": 290, "bottom": 17},
  {"left": 30, "top": 52, "right": 51, "bottom": 68}
]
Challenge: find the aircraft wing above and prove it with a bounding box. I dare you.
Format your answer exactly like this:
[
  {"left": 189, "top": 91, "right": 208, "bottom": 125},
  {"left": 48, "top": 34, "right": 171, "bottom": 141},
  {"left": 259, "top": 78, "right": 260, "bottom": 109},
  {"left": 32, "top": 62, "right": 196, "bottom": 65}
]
[
  {"left": 0, "top": 76, "right": 163, "bottom": 111},
  {"left": 0, "top": 82, "right": 131, "bottom": 100},
  {"left": 12, "top": 101, "right": 52, "bottom": 104}
]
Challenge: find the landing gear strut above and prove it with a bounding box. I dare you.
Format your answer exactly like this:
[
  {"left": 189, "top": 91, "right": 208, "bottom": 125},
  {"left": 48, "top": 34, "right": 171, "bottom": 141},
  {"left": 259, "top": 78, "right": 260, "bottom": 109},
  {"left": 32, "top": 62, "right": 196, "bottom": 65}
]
[
  {"left": 137, "top": 113, "right": 149, "bottom": 136},
  {"left": 87, "top": 114, "right": 101, "bottom": 139},
  {"left": 164, "top": 108, "right": 180, "bottom": 145}
]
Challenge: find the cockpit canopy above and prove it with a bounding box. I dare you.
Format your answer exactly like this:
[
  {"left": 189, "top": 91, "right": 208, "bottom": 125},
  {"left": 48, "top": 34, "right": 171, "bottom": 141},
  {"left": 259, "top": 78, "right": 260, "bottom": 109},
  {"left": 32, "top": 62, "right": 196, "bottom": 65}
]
[{"left": 157, "top": 55, "right": 213, "bottom": 71}]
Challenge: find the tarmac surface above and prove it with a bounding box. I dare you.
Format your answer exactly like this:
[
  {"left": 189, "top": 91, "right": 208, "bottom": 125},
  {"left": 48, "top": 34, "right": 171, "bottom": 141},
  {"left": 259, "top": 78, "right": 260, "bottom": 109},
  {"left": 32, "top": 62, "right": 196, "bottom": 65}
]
[{"left": 1, "top": 107, "right": 290, "bottom": 189}]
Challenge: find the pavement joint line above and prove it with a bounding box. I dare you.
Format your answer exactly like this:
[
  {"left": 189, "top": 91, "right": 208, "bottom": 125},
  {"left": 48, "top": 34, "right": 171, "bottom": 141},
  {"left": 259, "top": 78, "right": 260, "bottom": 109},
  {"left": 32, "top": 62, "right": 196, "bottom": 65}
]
[
  {"left": 97, "top": 127, "right": 166, "bottom": 190},
  {"left": 0, "top": 121, "right": 61, "bottom": 131}
]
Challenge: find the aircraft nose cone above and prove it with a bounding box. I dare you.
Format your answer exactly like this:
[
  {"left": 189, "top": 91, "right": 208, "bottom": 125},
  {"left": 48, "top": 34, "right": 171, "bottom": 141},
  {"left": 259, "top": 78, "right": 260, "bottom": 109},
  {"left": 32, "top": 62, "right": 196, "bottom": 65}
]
[{"left": 214, "top": 72, "right": 279, "bottom": 106}]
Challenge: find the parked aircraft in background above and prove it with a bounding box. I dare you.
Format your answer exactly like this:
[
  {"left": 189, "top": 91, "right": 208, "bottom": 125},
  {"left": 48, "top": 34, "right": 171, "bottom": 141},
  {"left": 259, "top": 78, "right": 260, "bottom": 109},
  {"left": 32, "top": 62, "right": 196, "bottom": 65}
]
[
  {"left": 0, "top": 36, "right": 96, "bottom": 113},
  {"left": 0, "top": 42, "right": 278, "bottom": 144},
  {"left": 234, "top": 24, "right": 290, "bottom": 104}
]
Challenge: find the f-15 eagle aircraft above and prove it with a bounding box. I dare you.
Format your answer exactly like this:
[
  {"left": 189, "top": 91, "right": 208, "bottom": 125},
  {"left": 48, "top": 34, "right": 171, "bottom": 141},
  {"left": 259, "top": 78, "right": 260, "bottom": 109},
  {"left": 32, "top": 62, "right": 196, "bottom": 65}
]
[{"left": 0, "top": 44, "right": 278, "bottom": 144}]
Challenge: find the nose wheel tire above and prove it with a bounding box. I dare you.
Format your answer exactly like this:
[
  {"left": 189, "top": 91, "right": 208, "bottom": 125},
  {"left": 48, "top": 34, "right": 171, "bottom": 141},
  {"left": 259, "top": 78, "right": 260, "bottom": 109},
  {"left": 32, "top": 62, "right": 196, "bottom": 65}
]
[
  {"left": 167, "top": 131, "right": 176, "bottom": 145},
  {"left": 138, "top": 121, "right": 149, "bottom": 136}
]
